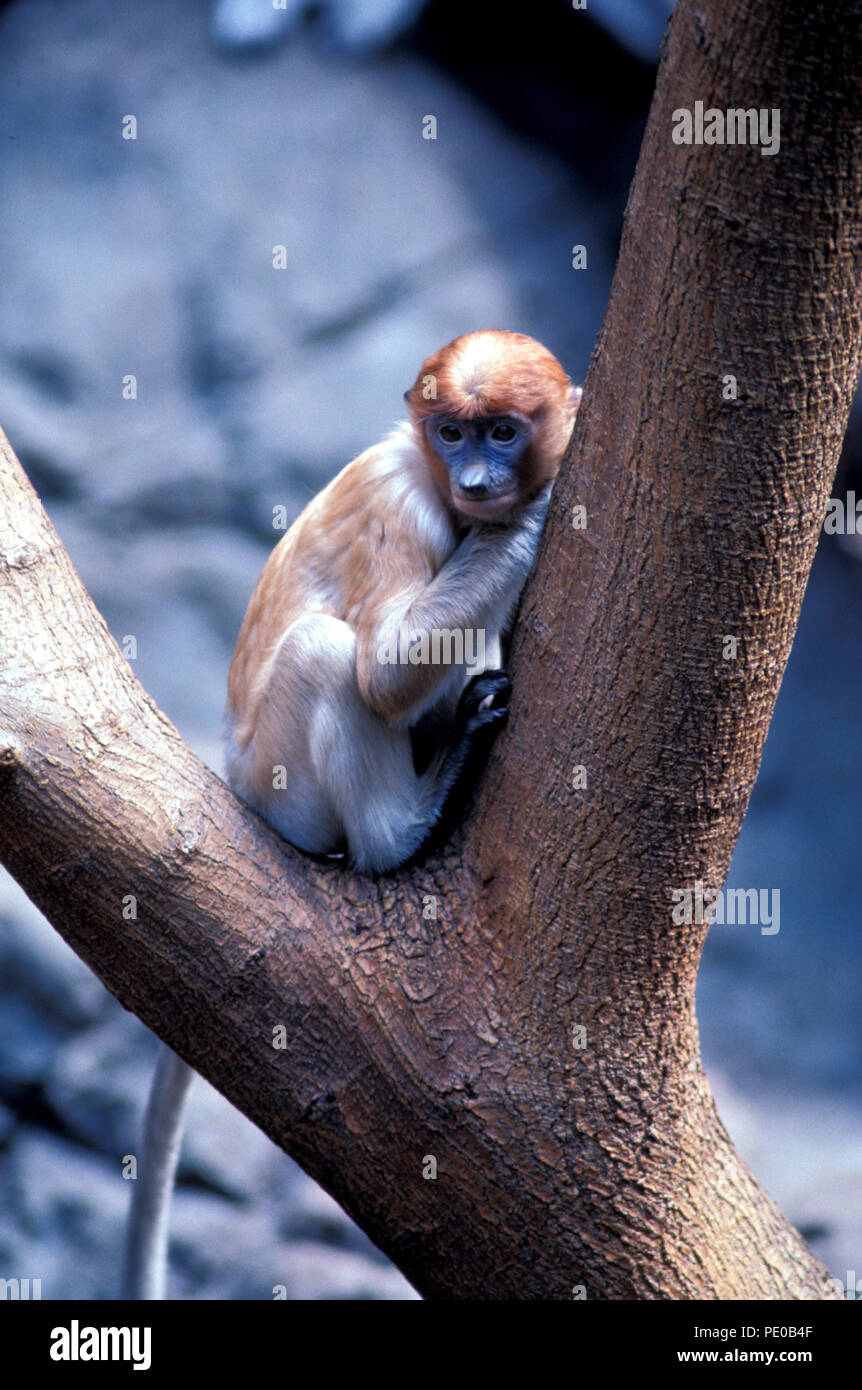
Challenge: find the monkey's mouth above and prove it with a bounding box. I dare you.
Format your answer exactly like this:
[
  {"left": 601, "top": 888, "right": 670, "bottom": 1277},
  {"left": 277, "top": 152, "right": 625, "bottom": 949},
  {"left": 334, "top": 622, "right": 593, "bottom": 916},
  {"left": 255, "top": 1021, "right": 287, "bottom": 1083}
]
[{"left": 451, "top": 488, "right": 519, "bottom": 519}]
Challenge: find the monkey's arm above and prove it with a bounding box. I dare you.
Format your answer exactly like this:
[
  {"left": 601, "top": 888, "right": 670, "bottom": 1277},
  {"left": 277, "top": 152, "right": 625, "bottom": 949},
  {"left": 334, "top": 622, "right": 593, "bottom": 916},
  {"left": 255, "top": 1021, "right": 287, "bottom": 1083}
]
[{"left": 356, "top": 487, "right": 551, "bottom": 725}]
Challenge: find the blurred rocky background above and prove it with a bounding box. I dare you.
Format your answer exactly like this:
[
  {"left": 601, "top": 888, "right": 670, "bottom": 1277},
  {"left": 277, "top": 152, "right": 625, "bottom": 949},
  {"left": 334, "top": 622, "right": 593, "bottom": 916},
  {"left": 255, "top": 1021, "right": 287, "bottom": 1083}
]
[{"left": 0, "top": 0, "right": 859, "bottom": 1300}]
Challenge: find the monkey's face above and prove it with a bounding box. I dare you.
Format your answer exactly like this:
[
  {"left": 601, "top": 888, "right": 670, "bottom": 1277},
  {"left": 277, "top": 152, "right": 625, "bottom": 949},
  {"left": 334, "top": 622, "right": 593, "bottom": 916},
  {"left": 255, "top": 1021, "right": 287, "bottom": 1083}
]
[{"left": 424, "top": 412, "right": 534, "bottom": 521}]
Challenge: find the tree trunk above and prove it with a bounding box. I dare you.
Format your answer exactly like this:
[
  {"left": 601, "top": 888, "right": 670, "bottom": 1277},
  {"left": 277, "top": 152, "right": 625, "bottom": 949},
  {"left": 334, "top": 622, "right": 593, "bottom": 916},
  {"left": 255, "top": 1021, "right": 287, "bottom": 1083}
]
[{"left": 1, "top": 0, "right": 860, "bottom": 1298}]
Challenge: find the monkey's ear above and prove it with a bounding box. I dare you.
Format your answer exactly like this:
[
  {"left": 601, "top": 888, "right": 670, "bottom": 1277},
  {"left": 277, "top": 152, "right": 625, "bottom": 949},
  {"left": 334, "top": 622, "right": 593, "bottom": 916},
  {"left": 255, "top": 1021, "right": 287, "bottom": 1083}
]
[{"left": 403, "top": 389, "right": 411, "bottom": 403}]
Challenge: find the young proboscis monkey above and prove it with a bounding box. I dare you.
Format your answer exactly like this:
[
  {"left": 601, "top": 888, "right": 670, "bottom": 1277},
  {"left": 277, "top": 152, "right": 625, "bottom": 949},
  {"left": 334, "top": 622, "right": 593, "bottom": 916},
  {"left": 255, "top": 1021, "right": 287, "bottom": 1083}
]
[{"left": 123, "top": 330, "right": 580, "bottom": 1298}]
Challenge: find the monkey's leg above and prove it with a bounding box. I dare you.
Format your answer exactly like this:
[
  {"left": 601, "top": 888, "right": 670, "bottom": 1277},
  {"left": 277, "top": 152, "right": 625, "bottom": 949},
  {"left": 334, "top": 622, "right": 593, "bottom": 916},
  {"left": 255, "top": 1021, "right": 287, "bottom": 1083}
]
[
  {"left": 122, "top": 1045, "right": 194, "bottom": 1300},
  {"left": 407, "top": 669, "right": 511, "bottom": 865},
  {"left": 237, "top": 614, "right": 465, "bottom": 873}
]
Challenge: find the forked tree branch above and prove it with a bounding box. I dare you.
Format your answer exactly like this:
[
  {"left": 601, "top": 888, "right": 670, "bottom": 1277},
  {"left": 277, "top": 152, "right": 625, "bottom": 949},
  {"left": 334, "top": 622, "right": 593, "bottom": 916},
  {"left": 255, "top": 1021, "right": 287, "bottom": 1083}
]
[{"left": 1, "top": 0, "right": 860, "bottom": 1298}]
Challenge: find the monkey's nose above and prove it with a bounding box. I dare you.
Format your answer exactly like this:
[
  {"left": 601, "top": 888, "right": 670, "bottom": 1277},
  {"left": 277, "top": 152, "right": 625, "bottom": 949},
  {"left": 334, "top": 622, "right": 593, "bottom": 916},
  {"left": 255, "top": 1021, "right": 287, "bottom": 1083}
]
[{"left": 460, "top": 464, "right": 490, "bottom": 497}]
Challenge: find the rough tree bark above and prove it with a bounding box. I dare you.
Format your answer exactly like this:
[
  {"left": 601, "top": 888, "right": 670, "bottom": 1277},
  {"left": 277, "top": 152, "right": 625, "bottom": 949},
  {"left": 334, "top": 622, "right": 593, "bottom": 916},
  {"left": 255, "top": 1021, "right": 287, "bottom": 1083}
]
[{"left": 1, "top": 0, "right": 860, "bottom": 1299}]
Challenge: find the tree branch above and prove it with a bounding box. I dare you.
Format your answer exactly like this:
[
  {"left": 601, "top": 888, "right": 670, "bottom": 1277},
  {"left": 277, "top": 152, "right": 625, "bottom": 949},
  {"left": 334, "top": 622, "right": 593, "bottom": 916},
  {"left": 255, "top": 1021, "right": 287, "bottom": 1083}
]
[{"left": 1, "top": 0, "right": 860, "bottom": 1298}]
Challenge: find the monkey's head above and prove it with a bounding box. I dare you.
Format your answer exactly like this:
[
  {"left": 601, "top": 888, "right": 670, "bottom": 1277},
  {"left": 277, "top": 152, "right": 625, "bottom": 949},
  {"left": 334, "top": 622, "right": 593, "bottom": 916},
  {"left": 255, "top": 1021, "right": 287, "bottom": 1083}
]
[{"left": 404, "top": 330, "right": 580, "bottom": 522}]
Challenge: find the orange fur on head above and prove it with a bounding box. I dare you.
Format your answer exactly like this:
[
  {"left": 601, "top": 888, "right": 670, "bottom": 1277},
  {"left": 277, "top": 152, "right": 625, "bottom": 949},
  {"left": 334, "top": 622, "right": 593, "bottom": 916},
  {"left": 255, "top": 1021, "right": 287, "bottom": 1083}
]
[{"left": 404, "top": 330, "right": 579, "bottom": 505}]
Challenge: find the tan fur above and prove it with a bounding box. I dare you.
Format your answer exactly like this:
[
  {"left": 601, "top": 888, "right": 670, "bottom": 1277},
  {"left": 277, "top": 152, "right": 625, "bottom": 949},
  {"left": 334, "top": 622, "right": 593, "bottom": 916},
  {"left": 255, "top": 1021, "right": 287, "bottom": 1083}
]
[
  {"left": 228, "top": 425, "right": 455, "bottom": 744},
  {"left": 225, "top": 330, "right": 579, "bottom": 863}
]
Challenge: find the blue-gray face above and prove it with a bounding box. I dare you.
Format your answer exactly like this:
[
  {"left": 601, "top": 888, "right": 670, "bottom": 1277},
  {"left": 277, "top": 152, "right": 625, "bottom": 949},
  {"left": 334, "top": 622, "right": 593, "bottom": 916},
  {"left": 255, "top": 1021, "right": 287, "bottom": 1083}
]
[{"left": 426, "top": 413, "right": 531, "bottom": 519}]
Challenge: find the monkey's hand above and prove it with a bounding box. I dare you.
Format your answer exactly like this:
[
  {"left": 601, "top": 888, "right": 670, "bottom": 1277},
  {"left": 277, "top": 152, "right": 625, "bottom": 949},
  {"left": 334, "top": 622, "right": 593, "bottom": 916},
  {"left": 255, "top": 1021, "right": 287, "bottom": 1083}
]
[
  {"left": 457, "top": 667, "right": 511, "bottom": 732},
  {"left": 468, "top": 480, "right": 552, "bottom": 537},
  {"left": 521, "top": 480, "right": 554, "bottom": 527}
]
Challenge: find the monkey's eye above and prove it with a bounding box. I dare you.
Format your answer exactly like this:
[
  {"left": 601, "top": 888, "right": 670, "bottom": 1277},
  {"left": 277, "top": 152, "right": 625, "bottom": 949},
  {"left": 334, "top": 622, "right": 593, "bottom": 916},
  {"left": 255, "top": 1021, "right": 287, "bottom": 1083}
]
[
  {"left": 439, "top": 424, "right": 463, "bottom": 443},
  {"left": 491, "top": 423, "right": 517, "bottom": 442}
]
